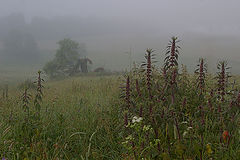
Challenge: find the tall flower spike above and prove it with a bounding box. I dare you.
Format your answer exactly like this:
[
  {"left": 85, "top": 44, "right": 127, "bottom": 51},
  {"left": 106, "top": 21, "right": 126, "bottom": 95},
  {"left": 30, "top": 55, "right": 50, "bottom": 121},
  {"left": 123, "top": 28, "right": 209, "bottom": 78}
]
[
  {"left": 195, "top": 58, "right": 207, "bottom": 95},
  {"left": 34, "top": 71, "right": 44, "bottom": 115},
  {"left": 140, "top": 49, "right": 156, "bottom": 117},
  {"left": 170, "top": 67, "right": 178, "bottom": 104},
  {"left": 162, "top": 67, "right": 168, "bottom": 83},
  {"left": 124, "top": 112, "right": 128, "bottom": 127},
  {"left": 216, "top": 61, "right": 231, "bottom": 102},
  {"left": 22, "top": 88, "right": 31, "bottom": 113},
  {"left": 145, "top": 48, "right": 155, "bottom": 99},
  {"left": 164, "top": 37, "right": 180, "bottom": 70}
]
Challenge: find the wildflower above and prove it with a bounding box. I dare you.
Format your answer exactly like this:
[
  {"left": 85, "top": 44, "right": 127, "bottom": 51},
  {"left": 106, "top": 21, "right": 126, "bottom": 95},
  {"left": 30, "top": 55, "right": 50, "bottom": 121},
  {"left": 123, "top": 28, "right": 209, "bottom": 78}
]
[
  {"left": 206, "top": 143, "right": 213, "bottom": 155},
  {"left": 187, "top": 127, "right": 193, "bottom": 131},
  {"left": 183, "top": 131, "right": 187, "bottom": 137},
  {"left": 132, "top": 116, "right": 143, "bottom": 123},
  {"left": 222, "top": 130, "right": 229, "bottom": 143},
  {"left": 124, "top": 112, "right": 128, "bottom": 126}
]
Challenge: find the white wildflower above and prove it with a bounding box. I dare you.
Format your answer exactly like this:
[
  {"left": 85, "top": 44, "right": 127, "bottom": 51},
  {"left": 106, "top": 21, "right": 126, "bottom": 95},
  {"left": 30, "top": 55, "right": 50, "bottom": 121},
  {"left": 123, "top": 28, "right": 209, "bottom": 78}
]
[
  {"left": 183, "top": 131, "right": 187, "bottom": 137},
  {"left": 187, "top": 127, "right": 193, "bottom": 131},
  {"left": 132, "top": 116, "right": 143, "bottom": 123}
]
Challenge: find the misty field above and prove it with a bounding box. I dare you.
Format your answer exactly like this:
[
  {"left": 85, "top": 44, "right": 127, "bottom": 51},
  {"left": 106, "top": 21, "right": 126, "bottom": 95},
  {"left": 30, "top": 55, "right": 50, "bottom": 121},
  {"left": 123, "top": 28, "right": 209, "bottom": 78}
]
[
  {"left": 0, "top": 68, "right": 240, "bottom": 159},
  {"left": 0, "top": 38, "right": 240, "bottom": 160},
  {"left": 0, "top": 76, "right": 123, "bottom": 159},
  {"left": 0, "top": 73, "right": 240, "bottom": 160},
  {"left": 1, "top": 0, "right": 240, "bottom": 159}
]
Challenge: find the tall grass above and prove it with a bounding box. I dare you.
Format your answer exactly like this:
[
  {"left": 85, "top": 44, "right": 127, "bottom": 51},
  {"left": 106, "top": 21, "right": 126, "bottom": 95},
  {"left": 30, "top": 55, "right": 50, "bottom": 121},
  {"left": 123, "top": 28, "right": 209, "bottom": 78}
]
[
  {"left": 0, "top": 37, "right": 239, "bottom": 160},
  {"left": 0, "top": 76, "right": 123, "bottom": 159},
  {"left": 121, "top": 37, "right": 240, "bottom": 159}
]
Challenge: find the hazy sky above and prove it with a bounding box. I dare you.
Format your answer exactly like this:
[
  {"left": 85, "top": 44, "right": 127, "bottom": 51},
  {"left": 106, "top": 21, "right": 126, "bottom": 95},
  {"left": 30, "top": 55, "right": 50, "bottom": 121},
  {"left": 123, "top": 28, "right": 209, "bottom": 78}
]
[
  {"left": 0, "top": 0, "right": 240, "bottom": 73},
  {"left": 0, "top": 0, "right": 240, "bottom": 35}
]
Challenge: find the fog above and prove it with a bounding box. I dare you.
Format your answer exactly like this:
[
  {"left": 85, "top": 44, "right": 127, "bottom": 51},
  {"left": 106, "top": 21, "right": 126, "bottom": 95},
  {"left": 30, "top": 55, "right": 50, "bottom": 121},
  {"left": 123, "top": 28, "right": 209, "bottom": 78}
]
[{"left": 0, "top": 0, "right": 240, "bottom": 78}]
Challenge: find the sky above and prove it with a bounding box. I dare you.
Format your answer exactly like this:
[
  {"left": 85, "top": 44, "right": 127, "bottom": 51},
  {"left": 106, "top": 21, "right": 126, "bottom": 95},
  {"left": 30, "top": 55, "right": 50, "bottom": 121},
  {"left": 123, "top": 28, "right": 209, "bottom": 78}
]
[
  {"left": 0, "top": 0, "right": 239, "bottom": 35},
  {"left": 0, "top": 0, "right": 240, "bottom": 73}
]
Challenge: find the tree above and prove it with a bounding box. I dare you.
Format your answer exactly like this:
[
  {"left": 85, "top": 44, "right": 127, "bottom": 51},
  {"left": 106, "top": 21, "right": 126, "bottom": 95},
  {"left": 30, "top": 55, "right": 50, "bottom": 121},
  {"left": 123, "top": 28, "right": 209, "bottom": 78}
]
[{"left": 44, "top": 38, "right": 86, "bottom": 77}]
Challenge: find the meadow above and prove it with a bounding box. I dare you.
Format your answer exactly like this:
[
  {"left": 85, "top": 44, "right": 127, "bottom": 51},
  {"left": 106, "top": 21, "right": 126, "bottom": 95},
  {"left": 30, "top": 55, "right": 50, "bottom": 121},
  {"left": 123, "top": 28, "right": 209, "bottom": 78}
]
[
  {"left": 0, "top": 37, "right": 240, "bottom": 160},
  {"left": 0, "top": 76, "right": 123, "bottom": 159}
]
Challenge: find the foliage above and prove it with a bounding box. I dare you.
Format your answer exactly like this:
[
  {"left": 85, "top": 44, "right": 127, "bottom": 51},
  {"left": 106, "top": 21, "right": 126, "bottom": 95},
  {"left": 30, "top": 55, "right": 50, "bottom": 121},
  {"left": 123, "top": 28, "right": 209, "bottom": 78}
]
[
  {"left": 0, "top": 76, "right": 122, "bottom": 159},
  {"left": 120, "top": 38, "right": 240, "bottom": 159},
  {"left": 43, "top": 38, "right": 86, "bottom": 78},
  {"left": 0, "top": 37, "right": 240, "bottom": 159}
]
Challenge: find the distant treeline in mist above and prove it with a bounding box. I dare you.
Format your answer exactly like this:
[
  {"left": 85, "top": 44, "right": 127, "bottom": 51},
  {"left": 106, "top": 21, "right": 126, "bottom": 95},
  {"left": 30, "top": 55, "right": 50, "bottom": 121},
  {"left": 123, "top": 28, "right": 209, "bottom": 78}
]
[{"left": 0, "top": 13, "right": 240, "bottom": 73}]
